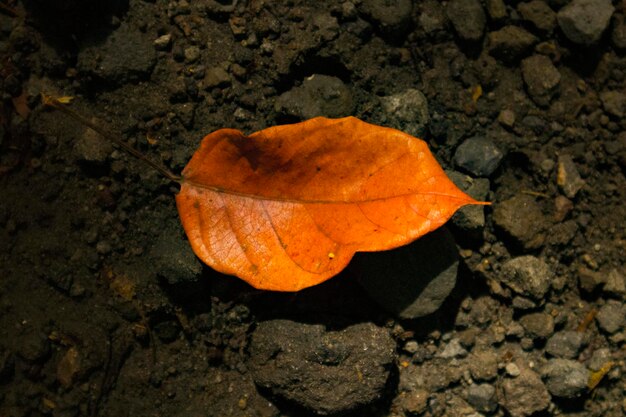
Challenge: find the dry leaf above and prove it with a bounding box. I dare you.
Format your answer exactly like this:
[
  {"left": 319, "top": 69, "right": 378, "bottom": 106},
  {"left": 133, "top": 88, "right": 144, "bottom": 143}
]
[{"left": 176, "top": 117, "right": 485, "bottom": 291}]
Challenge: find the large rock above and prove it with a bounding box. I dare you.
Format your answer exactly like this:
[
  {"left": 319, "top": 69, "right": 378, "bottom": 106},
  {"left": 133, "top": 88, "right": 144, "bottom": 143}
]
[
  {"left": 353, "top": 227, "right": 459, "bottom": 319},
  {"left": 557, "top": 0, "right": 614, "bottom": 45},
  {"left": 248, "top": 320, "right": 396, "bottom": 414}
]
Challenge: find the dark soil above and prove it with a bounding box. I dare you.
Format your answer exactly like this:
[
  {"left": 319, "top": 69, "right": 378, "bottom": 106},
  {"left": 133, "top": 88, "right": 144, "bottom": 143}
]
[{"left": 1, "top": 1, "right": 625, "bottom": 417}]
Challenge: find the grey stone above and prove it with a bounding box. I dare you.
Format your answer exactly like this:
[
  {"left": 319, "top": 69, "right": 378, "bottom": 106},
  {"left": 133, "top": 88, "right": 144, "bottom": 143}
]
[
  {"left": 604, "top": 268, "right": 626, "bottom": 297},
  {"left": 381, "top": 89, "right": 429, "bottom": 137},
  {"left": 248, "top": 320, "right": 396, "bottom": 415},
  {"left": 600, "top": 90, "right": 626, "bottom": 118},
  {"left": 546, "top": 331, "right": 587, "bottom": 358},
  {"left": 541, "top": 358, "right": 589, "bottom": 398},
  {"left": 438, "top": 339, "right": 468, "bottom": 359},
  {"left": 467, "top": 383, "right": 497, "bottom": 413},
  {"left": 595, "top": 301, "right": 625, "bottom": 334},
  {"left": 78, "top": 22, "right": 156, "bottom": 84},
  {"left": 557, "top": 154, "right": 585, "bottom": 198},
  {"left": 275, "top": 74, "right": 353, "bottom": 120},
  {"left": 519, "top": 312, "right": 554, "bottom": 339},
  {"left": 500, "top": 256, "right": 553, "bottom": 301},
  {"left": 454, "top": 136, "right": 504, "bottom": 177},
  {"left": 354, "top": 227, "right": 458, "bottom": 319},
  {"left": 522, "top": 55, "right": 561, "bottom": 107},
  {"left": 358, "top": 0, "right": 413, "bottom": 38},
  {"left": 587, "top": 348, "right": 612, "bottom": 371},
  {"left": 518, "top": 1, "right": 557, "bottom": 33},
  {"left": 488, "top": 26, "right": 538, "bottom": 64},
  {"left": 493, "top": 194, "right": 546, "bottom": 250},
  {"left": 500, "top": 366, "right": 550, "bottom": 417},
  {"left": 447, "top": 171, "right": 490, "bottom": 234},
  {"left": 557, "top": 0, "right": 614, "bottom": 45},
  {"left": 149, "top": 226, "right": 203, "bottom": 286},
  {"left": 446, "top": 0, "right": 486, "bottom": 42}
]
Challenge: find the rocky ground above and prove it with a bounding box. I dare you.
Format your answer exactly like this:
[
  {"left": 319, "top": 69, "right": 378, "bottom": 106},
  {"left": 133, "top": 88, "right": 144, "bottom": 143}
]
[{"left": 1, "top": 0, "right": 625, "bottom": 416}]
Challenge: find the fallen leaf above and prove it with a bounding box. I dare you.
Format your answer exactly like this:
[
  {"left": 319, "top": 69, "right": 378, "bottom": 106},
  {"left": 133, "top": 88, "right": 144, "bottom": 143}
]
[{"left": 176, "top": 117, "right": 485, "bottom": 291}]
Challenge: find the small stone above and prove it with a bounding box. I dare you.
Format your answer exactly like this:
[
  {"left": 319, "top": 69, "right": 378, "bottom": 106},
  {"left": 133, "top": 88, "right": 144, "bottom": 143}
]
[
  {"left": 446, "top": 0, "right": 486, "bottom": 42},
  {"left": 418, "top": 0, "right": 447, "bottom": 33},
  {"left": 600, "top": 90, "right": 626, "bottom": 118},
  {"left": 275, "top": 74, "right": 353, "bottom": 120},
  {"left": 183, "top": 46, "right": 201, "bottom": 63},
  {"left": 498, "top": 109, "right": 516, "bottom": 128},
  {"left": 493, "top": 194, "right": 546, "bottom": 250},
  {"left": 467, "top": 383, "right": 497, "bottom": 413},
  {"left": 557, "top": 0, "right": 614, "bottom": 45},
  {"left": 202, "top": 66, "right": 231, "bottom": 90},
  {"left": 454, "top": 136, "right": 504, "bottom": 177},
  {"left": 447, "top": 171, "right": 490, "bottom": 235},
  {"left": 488, "top": 26, "right": 538, "bottom": 64},
  {"left": 595, "top": 301, "right": 625, "bottom": 334},
  {"left": 521, "top": 55, "right": 561, "bottom": 107},
  {"left": 554, "top": 195, "right": 574, "bottom": 222},
  {"left": 96, "top": 240, "right": 112, "bottom": 255},
  {"left": 381, "top": 89, "right": 429, "bottom": 137},
  {"left": 604, "top": 268, "right": 626, "bottom": 297},
  {"left": 505, "top": 362, "right": 521, "bottom": 377},
  {"left": 438, "top": 339, "right": 468, "bottom": 358},
  {"left": 519, "top": 312, "right": 555, "bottom": 339},
  {"left": 501, "top": 366, "right": 550, "bottom": 417},
  {"left": 500, "top": 256, "right": 553, "bottom": 301},
  {"left": 153, "top": 33, "right": 172, "bottom": 50},
  {"left": 587, "top": 348, "right": 612, "bottom": 371},
  {"left": 518, "top": 1, "right": 557, "bottom": 33},
  {"left": 149, "top": 225, "right": 203, "bottom": 285},
  {"left": 557, "top": 154, "right": 585, "bottom": 198},
  {"left": 541, "top": 358, "right": 589, "bottom": 398},
  {"left": 469, "top": 350, "right": 498, "bottom": 381},
  {"left": 153, "top": 320, "right": 181, "bottom": 343},
  {"left": 404, "top": 340, "right": 419, "bottom": 354},
  {"left": 546, "top": 330, "right": 586, "bottom": 358},
  {"left": 485, "top": 0, "right": 507, "bottom": 22},
  {"left": 57, "top": 347, "right": 81, "bottom": 387},
  {"left": 358, "top": 0, "right": 413, "bottom": 39},
  {"left": 399, "top": 389, "right": 429, "bottom": 415},
  {"left": 578, "top": 267, "right": 605, "bottom": 293},
  {"left": 611, "top": 14, "right": 626, "bottom": 49}
]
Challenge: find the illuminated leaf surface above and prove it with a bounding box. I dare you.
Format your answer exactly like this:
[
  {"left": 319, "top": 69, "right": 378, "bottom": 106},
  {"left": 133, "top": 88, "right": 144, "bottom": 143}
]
[{"left": 176, "top": 117, "right": 485, "bottom": 291}]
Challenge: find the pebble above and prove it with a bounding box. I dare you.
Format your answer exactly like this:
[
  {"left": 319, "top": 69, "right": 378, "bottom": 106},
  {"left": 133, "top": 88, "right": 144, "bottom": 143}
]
[
  {"left": 398, "top": 389, "right": 429, "bottom": 415},
  {"left": 74, "top": 124, "right": 113, "bottom": 164},
  {"left": 557, "top": 0, "right": 614, "bottom": 45},
  {"left": 500, "top": 256, "right": 553, "bottom": 301},
  {"left": 518, "top": 1, "right": 557, "bottom": 34},
  {"left": 183, "top": 46, "right": 200, "bottom": 63},
  {"left": 541, "top": 358, "right": 589, "bottom": 398},
  {"left": 546, "top": 330, "right": 587, "bottom": 358},
  {"left": 603, "top": 268, "right": 626, "bottom": 297},
  {"left": 467, "top": 383, "right": 497, "bottom": 413},
  {"left": 519, "top": 312, "right": 555, "bottom": 339},
  {"left": 521, "top": 55, "right": 561, "bottom": 107},
  {"left": 358, "top": 0, "right": 413, "bottom": 38},
  {"left": 201, "top": 66, "right": 231, "bottom": 90},
  {"left": 595, "top": 300, "right": 625, "bottom": 334},
  {"left": 505, "top": 362, "right": 521, "bottom": 377},
  {"left": 587, "top": 347, "right": 612, "bottom": 371},
  {"left": 500, "top": 366, "right": 550, "bottom": 417},
  {"left": 248, "top": 320, "right": 396, "bottom": 414},
  {"left": 600, "top": 90, "right": 626, "bottom": 118},
  {"left": 453, "top": 136, "right": 503, "bottom": 177},
  {"left": 485, "top": 0, "right": 507, "bottom": 22},
  {"left": 355, "top": 227, "right": 458, "bottom": 319},
  {"left": 274, "top": 74, "right": 353, "bottom": 120},
  {"left": 492, "top": 194, "right": 546, "bottom": 250},
  {"left": 611, "top": 14, "right": 626, "bottom": 49},
  {"left": 418, "top": 0, "right": 446, "bottom": 34},
  {"left": 446, "top": 0, "right": 486, "bottom": 43},
  {"left": 381, "top": 88, "right": 429, "bottom": 137},
  {"left": 487, "top": 25, "right": 538, "bottom": 64},
  {"left": 468, "top": 350, "right": 498, "bottom": 381},
  {"left": 153, "top": 33, "right": 172, "bottom": 50},
  {"left": 557, "top": 154, "right": 585, "bottom": 198},
  {"left": 438, "top": 339, "right": 468, "bottom": 359},
  {"left": 497, "top": 109, "right": 516, "bottom": 128}
]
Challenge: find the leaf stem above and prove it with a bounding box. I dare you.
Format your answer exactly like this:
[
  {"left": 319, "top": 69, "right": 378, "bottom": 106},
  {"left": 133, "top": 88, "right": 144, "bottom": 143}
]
[{"left": 42, "top": 94, "right": 182, "bottom": 183}]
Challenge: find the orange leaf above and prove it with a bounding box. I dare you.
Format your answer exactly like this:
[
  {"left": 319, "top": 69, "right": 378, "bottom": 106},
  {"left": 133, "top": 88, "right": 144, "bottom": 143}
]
[{"left": 176, "top": 117, "right": 486, "bottom": 291}]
